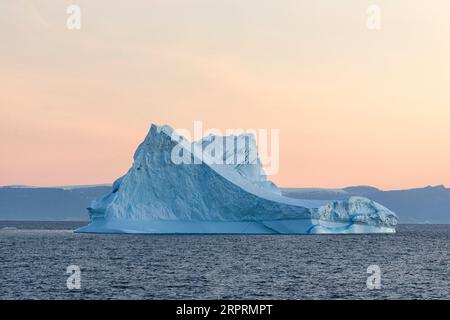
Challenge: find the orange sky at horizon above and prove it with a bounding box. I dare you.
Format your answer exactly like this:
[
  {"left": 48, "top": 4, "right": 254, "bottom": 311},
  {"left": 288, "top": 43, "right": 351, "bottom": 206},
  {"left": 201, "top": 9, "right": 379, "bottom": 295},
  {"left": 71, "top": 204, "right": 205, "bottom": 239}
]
[{"left": 1, "top": 0, "right": 450, "bottom": 190}]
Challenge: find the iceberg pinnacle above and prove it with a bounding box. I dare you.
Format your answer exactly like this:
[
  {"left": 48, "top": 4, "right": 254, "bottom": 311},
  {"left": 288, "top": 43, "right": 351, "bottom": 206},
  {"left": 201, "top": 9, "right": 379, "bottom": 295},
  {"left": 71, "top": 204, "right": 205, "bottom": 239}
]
[{"left": 76, "top": 123, "right": 398, "bottom": 234}]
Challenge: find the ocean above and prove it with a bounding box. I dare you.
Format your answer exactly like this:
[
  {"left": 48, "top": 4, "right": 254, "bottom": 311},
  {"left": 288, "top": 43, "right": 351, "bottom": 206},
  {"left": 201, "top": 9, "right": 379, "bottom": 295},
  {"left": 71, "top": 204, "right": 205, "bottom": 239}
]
[{"left": 0, "top": 222, "right": 449, "bottom": 299}]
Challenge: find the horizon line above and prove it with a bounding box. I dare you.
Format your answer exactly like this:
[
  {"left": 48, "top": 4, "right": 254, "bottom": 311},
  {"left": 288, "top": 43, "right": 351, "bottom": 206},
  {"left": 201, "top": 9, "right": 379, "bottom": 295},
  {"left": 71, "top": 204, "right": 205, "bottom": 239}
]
[{"left": 1, "top": 183, "right": 447, "bottom": 192}]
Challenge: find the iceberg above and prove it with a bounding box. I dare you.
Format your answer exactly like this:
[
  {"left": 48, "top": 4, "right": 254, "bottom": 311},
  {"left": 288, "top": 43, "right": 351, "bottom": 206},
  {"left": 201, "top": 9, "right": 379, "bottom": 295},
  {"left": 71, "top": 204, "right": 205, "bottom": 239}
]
[{"left": 76, "top": 124, "right": 398, "bottom": 234}]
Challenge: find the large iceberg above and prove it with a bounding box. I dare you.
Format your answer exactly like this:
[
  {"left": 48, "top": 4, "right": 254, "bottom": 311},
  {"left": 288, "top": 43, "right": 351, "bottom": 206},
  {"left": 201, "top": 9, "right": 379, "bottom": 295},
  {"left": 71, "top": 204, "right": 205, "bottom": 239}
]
[{"left": 76, "top": 124, "right": 398, "bottom": 234}]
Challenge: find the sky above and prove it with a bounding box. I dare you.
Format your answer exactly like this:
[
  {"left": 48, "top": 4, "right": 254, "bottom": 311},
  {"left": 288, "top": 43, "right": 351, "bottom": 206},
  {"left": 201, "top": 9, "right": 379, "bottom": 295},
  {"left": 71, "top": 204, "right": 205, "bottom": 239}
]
[{"left": 1, "top": 0, "right": 450, "bottom": 189}]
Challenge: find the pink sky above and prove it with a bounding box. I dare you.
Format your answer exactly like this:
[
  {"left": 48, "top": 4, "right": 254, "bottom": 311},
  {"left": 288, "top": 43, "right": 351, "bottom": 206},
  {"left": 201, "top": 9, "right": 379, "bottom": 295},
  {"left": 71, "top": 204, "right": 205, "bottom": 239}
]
[{"left": 1, "top": 0, "right": 450, "bottom": 189}]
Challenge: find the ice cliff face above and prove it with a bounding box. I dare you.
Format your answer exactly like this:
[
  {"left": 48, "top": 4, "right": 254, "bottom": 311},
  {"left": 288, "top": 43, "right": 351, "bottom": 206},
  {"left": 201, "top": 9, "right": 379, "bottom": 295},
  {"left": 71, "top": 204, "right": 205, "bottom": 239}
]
[
  {"left": 193, "top": 134, "right": 281, "bottom": 195},
  {"left": 79, "top": 124, "right": 398, "bottom": 234}
]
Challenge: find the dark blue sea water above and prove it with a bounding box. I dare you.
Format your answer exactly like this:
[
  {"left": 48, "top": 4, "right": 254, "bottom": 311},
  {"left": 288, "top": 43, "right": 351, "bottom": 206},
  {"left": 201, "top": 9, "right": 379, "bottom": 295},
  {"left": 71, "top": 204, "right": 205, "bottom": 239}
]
[{"left": 0, "top": 222, "right": 449, "bottom": 299}]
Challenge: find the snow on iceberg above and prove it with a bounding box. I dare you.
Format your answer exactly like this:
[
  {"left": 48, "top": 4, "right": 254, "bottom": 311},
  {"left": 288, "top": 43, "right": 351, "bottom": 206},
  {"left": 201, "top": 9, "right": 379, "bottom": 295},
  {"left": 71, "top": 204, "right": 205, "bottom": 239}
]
[{"left": 76, "top": 124, "right": 398, "bottom": 234}]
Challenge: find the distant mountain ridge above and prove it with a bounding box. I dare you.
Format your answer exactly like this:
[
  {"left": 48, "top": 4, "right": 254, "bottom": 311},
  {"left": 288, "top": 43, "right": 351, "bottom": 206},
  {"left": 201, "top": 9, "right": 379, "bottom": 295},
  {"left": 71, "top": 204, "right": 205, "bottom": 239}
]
[
  {"left": 0, "top": 186, "right": 111, "bottom": 221},
  {"left": 0, "top": 184, "right": 449, "bottom": 223}
]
